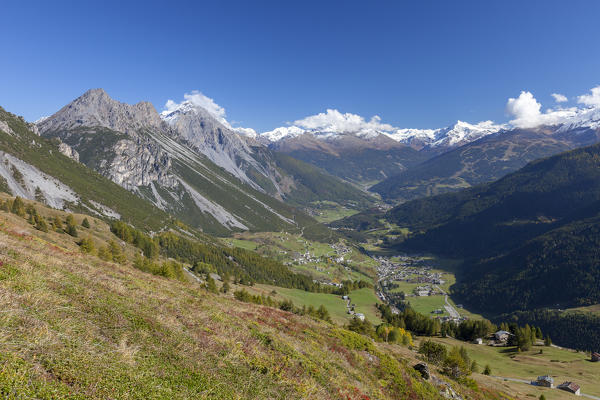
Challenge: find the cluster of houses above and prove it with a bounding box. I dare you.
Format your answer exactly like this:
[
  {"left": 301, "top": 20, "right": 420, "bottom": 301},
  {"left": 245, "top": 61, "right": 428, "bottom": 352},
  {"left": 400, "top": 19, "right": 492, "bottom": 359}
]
[
  {"left": 412, "top": 284, "right": 443, "bottom": 297},
  {"left": 531, "top": 376, "right": 581, "bottom": 396},
  {"left": 341, "top": 295, "right": 365, "bottom": 320},
  {"left": 313, "top": 279, "right": 343, "bottom": 288},
  {"left": 376, "top": 256, "right": 445, "bottom": 290}
]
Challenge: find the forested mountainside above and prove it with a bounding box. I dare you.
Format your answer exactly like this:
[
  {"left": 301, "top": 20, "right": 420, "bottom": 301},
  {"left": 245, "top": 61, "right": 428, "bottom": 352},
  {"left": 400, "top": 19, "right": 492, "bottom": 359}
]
[
  {"left": 267, "top": 132, "right": 428, "bottom": 184},
  {"left": 36, "top": 89, "right": 347, "bottom": 236},
  {"left": 269, "top": 152, "right": 375, "bottom": 208},
  {"left": 385, "top": 143, "right": 600, "bottom": 314},
  {"left": 372, "top": 126, "right": 600, "bottom": 202}
]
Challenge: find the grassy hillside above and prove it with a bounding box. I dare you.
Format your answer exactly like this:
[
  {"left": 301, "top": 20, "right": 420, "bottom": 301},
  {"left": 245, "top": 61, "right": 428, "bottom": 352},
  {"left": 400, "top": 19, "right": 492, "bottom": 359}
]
[{"left": 0, "top": 207, "right": 506, "bottom": 400}]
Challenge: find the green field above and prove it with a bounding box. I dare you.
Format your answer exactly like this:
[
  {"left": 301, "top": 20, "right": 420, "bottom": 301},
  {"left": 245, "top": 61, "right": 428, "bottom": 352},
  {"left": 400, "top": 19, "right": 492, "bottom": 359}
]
[
  {"left": 310, "top": 201, "right": 360, "bottom": 223},
  {"left": 248, "top": 284, "right": 381, "bottom": 325},
  {"left": 224, "top": 231, "right": 377, "bottom": 284},
  {"left": 348, "top": 287, "right": 382, "bottom": 324},
  {"left": 405, "top": 295, "right": 447, "bottom": 315},
  {"left": 428, "top": 337, "right": 600, "bottom": 398}
]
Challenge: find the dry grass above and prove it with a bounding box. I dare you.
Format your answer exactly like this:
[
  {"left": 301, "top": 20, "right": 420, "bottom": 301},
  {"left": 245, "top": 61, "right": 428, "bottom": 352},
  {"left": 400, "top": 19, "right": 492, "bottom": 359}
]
[{"left": 0, "top": 208, "right": 482, "bottom": 400}]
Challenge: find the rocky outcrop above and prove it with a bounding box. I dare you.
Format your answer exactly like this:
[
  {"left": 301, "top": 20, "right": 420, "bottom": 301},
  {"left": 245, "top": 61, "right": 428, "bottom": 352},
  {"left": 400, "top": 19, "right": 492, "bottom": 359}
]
[
  {"left": 58, "top": 142, "right": 80, "bottom": 162},
  {"left": 102, "top": 137, "right": 176, "bottom": 190},
  {"left": 413, "top": 362, "right": 430, "bottom": 380},
  {"left": 0, "top": 120, "right": 14, "bottom": 136}
]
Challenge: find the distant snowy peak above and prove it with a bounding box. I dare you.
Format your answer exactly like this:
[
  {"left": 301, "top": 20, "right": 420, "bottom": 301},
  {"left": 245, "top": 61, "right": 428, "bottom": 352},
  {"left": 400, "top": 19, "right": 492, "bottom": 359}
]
[
  {"left": 262, "top": 118, "right": 505, "bottom": 150},
  {"left": 261, "top": 126, "right": 307, "bottom": 142},
  {"left": 392, "top": 120, "right": 506, "bottom": 149},
  {"left": 159, "top": 100, "right": 198, "bottom": 124},
  {"left": 556, "top": 106, "right": 600, "bottom": 133}
]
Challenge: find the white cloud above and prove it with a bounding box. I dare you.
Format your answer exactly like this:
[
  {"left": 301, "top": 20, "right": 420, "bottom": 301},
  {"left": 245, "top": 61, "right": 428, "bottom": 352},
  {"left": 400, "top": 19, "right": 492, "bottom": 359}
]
[
  {"left": 551, "top": 93, "right": 568, "bottom": 103},
  {"left": 164, "top": 90, "right": 228, "bottom": 125},
  {"left": 506, "top": 91, "right": 578, "bottom": 128},
  {"left": 163, "top": 91, "right": 259, "bottom": 135},
  {"left": 233, "top": 127, "right": 257, "bottom": 138},
  {"left": 577, "top": 85, "right": 600, "bottom": 107},
  {"left": 291, "top": 109, "right": 396, "bottom": 138}
]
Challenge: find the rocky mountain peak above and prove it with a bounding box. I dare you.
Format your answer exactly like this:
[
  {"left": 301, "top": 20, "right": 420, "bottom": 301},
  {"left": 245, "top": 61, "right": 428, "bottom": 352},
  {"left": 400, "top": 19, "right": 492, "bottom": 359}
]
[{"left": 37, "top": 88, "right": 166, "bottom": 135}]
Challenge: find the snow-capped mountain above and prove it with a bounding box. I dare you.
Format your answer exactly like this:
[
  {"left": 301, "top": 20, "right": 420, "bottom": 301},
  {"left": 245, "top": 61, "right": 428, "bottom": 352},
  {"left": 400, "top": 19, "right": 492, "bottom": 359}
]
[
  {"left": 262, "top": 118, "right": 505, "bottom": 151},
  {"left": 555, "top": 106, "right": 600, "bottom": 133},
  {"left": 160, "top": 98, "right": 272, "bottom": 190},
  {"left": 388, "top": 120, "right": 506, "bottom": 149}
]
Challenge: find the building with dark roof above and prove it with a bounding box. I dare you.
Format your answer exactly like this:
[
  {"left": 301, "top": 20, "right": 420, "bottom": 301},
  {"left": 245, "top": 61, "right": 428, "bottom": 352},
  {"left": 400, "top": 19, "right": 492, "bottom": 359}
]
[
  {"left": 533, "top": 375, "right": 554, "bottom": 388},
  {"left": 557, "top": 381, "right": 581, "bottom": 395}
]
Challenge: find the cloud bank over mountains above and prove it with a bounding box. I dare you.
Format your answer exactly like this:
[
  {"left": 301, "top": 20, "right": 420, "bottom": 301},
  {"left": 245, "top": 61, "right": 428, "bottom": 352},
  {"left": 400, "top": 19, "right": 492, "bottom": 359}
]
[
  {"left": 506, "top": 86, "right": 600, "bottom": 129},
  {"left": 163, "top": 85, "right": 600, "bottom": 144}
]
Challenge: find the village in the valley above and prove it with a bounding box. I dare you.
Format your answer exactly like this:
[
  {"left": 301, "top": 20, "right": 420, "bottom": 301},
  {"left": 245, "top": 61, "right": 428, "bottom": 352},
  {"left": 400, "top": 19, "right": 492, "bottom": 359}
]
[{"left": 374, "top": 255, "right": 466, "bottom": 323}]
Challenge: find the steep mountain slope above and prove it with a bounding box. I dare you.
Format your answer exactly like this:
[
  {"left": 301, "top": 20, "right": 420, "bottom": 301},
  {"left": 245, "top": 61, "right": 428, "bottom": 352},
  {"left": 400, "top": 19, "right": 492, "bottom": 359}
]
[
  {"left": 160, "top": 99, "right": 280, "bottom": 193},
  {"left": 372, "top": 125, "right": 600, "bottom": 202},
  {"left": 0, "top": 203, "right": 501, "bottom": 400},
  {"left": 160, "top": 100, "right": 376, "bottom": 209},
  {"left": 267, "top": 132, "right": 427, "bottom": 184},
  {"left": 0, "top": 106, "right": 171, "bottom": 230},
  {"left": 387, "top": 143, "right": 600, "bottom": 314},
  {"left": 37, "top": 89, "right": 338, "bottom": 236}
]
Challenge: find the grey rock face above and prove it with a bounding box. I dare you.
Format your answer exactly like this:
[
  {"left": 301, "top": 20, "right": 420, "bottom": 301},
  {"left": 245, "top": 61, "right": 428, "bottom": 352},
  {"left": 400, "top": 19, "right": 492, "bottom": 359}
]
[
  {"left": 38, "top": 89, "right": 177, "bottom": 191},
  {"left": 38, "top": 88, "right": 167, "bottom": 135},
  {"left": 0, "top": 120, "right": 14, "bottom": 136},
  {"left": 106, "top": 137, "right": 176, "bottom": 189},
  {"left": 58, "top": 142, "right": 80, "bottom": 162},
  {"left": 161, "top": 101, "right": 269, "bottom": 188}
]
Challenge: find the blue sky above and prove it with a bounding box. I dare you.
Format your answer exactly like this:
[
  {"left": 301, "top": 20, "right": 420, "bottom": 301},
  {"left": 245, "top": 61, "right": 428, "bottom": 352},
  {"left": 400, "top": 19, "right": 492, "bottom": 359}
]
[{"left": 1, "top": 0, "right": 599, "bottom": 131}]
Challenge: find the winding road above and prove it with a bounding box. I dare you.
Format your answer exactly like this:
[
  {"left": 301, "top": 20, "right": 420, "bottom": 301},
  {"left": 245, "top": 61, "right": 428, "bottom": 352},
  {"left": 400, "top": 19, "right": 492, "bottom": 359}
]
[{"left": 435, "top": 285, "right": 460, "bottom": 319}]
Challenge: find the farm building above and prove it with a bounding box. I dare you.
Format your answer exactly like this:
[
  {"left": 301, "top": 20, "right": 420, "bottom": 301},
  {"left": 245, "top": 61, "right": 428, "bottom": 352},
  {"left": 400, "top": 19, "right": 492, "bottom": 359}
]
[
  {"left": 533, "top": 375, "right": 554, "bottom": 388},
  {"left": 557, "top": 381, "right": 581, "bottom": 395},
  {"left": 493, "top": 330, "right": 511, "bottom": 342},
  {"left": 472, "top": 338, "right": 483, "bottom": 345},
  {"left": 592, "top": 352, "right": 600, "bottom": 362}
]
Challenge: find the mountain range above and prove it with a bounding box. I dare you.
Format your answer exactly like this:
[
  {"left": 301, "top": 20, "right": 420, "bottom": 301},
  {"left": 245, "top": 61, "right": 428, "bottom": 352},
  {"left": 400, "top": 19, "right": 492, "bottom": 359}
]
[
  {"left": 260, "top": 119, "right": 505, "bottom": 184},
  {"left": 372, "top": 124, "right": 600, "bottom": 202},
  {"left": 34, "top": 89, "right": 371, "bottom": 236}
]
